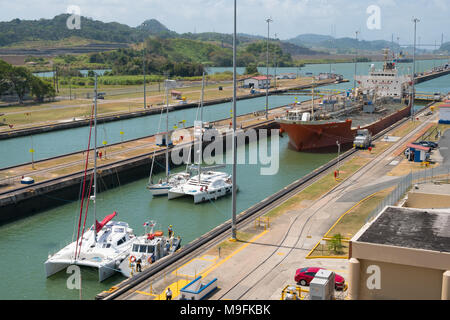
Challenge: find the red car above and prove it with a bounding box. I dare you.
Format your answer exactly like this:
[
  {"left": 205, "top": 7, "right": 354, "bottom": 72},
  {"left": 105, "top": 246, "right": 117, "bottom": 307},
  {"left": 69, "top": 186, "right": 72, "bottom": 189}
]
[{"left": 295, "top": 267, "right": 345, "bottom": 290}]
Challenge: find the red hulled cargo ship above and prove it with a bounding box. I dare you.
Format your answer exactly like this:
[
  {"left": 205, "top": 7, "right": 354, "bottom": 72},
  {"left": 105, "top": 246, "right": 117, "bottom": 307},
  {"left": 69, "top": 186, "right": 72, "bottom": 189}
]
[
  {"left": 277, "top": 49, "right": 413, "bottom": 152},
  {"left": 277, "top": 103, "right": 411, "bottom": 152}
]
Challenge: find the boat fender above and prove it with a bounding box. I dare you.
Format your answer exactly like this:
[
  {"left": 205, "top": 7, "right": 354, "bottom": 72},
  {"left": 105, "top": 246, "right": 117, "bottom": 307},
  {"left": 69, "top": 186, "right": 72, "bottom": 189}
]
[
  {"left": 154, "top": 231, "right": 164, "bottom": 237},
  {"left": 129, "top": 255, "right": 136, "bottom": 263}
]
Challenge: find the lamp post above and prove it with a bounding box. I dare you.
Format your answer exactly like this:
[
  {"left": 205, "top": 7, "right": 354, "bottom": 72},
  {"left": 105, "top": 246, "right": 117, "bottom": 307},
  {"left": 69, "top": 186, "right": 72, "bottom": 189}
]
[
  {"left": 231, "top": 0, "right": 238, "bottom": 240},
  {"left": 353, "top": 31, "right": 360, "bottom": 89},
  {"left": 411, "top": 17, "right": 420, "bottom": 120},
  {"left": 265, "top": 17, "right": 273, "bottom": 120},
  {"left": 143, "top": 43, "right": 147, "bottom": 109}
]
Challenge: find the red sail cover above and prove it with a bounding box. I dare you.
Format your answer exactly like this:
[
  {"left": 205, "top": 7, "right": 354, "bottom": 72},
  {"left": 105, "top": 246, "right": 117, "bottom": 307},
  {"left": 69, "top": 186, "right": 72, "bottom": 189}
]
[{"left": 95, "top": 211, "right": 117, "bottom": 233}]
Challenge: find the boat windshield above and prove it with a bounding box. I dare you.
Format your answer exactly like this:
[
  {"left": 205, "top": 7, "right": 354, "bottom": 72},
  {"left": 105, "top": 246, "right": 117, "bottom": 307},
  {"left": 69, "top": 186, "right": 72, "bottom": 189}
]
[{"left": 132, "top": 244, "right": 155, "bottom": 253}]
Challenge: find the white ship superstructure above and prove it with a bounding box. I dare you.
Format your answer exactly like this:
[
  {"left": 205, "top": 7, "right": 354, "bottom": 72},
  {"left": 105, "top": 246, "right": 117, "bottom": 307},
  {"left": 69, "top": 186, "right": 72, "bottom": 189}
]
[{"left": 355, "top": 49, "right": 411, "bottom": 99}]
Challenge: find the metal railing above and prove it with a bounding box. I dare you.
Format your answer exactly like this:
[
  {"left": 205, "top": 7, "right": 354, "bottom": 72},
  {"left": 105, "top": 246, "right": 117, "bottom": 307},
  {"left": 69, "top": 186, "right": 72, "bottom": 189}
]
[
  {"left": 365, "top": 168, "right": 450, "bottom": 223},
  {"left": 365, "top": 172, "right": 413, "bottom": 223}
]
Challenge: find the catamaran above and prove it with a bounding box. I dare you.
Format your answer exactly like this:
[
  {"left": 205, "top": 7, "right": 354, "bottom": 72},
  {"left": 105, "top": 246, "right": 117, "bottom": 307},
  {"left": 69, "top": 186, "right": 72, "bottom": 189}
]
[
  {"left": 168, "top": 170, "right": 233, "bottom": 204},
  {"left": 45, "top": 76, "right": 137, "bottom": 282}
]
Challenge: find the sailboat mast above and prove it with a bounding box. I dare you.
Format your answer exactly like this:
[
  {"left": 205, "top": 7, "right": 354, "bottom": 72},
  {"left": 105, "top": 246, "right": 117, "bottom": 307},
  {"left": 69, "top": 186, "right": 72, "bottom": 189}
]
[
  {"left": 198, "top": 72, "right": 205, "bottom": 183},
  {"left": 94, "top": 75, "right": 98, "bottom": 242},
  {"left": 165, "top": 79, "right": 169, "bottom": 177}
]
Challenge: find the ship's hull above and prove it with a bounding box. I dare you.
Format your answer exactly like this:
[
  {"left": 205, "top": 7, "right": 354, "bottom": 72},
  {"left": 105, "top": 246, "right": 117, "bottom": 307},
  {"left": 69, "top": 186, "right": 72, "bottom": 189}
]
[{"left": 279, "top": 105, "right": 412, "bottom": 152}]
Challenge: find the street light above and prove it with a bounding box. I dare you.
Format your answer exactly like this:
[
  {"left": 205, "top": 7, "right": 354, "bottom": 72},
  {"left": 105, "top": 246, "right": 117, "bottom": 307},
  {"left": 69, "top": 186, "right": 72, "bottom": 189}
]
[
  {"left": 231, "top": 0, "right": 238, "bottom": 240},
  {"left": 353, "top": 30, "right": 360, "bottom": 89},
  {"left": 265, "top": 17, "right": 273, "bottom": 120},
  {"left": 411, "top": 17, "right": 420, "bottom": 121}
]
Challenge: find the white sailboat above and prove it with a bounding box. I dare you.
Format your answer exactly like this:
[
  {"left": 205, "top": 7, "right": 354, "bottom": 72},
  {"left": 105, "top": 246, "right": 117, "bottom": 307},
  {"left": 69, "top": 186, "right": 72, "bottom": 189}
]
[
  {"left": 45, "top": 76, "right": 137, "bottom": 282},
  {"left": 147, "top": 79, "right": 191, "bottom": 196},
  {"left": 167, "top": 73, "right": 235, "bottom": 204}
]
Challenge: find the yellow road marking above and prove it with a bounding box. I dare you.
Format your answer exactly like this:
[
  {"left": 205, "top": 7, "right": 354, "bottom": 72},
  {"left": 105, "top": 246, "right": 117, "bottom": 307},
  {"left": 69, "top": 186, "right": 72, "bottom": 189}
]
[{"left": 200, "top": 229, "right": 270, "bottom": 279}]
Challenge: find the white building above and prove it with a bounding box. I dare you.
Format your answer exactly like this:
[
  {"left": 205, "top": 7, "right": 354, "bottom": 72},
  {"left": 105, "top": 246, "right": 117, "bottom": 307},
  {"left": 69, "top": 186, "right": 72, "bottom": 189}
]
[{"left": 243, "top": 76, "right": 271, "bottom": 89}]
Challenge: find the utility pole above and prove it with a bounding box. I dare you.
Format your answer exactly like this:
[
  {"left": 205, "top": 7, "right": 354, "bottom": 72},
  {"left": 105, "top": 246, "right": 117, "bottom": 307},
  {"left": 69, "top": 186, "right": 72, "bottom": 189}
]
[
  {"left": 265, "top": 17, "right": 272, "bottom": 120},
  {"left": 411, "top": 17, "right": 420, "bottom": 120},
  {"left": 231, "top": 0, "right": 237, "bottom": 240},
  {"left": 353, "top": 31, "right": 360, "bottom": 89},
  {"left": 273, "top": 33, "right": 277, "bottom": 90},
  {"left": 143, "top": 43, "right": 146, "bottom": 109}
]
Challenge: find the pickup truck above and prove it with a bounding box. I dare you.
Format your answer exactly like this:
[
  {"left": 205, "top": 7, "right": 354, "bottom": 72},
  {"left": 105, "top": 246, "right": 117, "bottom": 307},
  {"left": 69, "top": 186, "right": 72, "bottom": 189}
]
[{"left": 353, "top": 129, "right": 372, "bottom": 149}]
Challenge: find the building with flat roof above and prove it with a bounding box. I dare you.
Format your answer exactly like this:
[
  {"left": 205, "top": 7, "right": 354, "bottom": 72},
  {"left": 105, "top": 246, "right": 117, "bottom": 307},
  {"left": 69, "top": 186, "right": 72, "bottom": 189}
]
[
  {"left": 242, "top": 76, "right": 271, "bottom": 89},
  {"left": 348, "top": 206, "right": 450, "bottom": 300}
]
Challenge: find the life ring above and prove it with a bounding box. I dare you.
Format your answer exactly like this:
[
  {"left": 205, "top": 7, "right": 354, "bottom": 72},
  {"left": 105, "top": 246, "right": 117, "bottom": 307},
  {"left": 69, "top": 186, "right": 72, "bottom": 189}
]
[
  {"left": 129, "top": 255, "right": 136, "bottom": 263},
  {"left": 154, "top": 231, "right": 164, "bottom": 237}
]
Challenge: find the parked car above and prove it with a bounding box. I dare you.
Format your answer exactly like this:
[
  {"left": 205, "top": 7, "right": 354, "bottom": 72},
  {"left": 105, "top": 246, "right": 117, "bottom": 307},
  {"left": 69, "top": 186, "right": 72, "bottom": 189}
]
[
  {"left": 294, "top": 267, "right": 345, "bottom": 290},
  {"left": 424, "top": 111, "right": 433, "bottom": 116},
  {"left": 413, "top": 141, "right": 438, "bottom": 149}
]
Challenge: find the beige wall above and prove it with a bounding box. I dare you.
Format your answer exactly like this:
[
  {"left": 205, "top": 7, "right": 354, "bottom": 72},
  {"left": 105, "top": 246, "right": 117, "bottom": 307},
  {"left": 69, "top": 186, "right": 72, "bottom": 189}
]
[
  {"left": 357, "top": 259, "right": 443, "bottom": 300},
  {"left": 405, "top": 193, "right": 450, "bottom": 209}
]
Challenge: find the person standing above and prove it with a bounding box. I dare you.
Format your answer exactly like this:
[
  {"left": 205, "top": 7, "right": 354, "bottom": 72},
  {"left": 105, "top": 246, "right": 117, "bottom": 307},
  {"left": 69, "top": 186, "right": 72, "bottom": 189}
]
[
  {"left": 168, "top": 225, "right": 173, "bottom": 238},
  {"left": 165, "top": 287, "right": 172, "bottom": 300}
]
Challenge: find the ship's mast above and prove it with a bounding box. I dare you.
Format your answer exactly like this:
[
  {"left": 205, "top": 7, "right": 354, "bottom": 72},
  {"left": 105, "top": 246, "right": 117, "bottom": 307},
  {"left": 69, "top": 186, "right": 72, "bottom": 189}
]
[
  {"left": 198, "top": 73, "right": 205, "bottom": 185},
  {"left": 93, "top": 75, "right": 98, "bottom": 242}
]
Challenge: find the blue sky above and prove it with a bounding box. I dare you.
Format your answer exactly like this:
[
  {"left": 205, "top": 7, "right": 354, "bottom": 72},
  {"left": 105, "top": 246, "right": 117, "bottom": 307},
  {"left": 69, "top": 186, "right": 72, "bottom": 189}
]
[{"left": 0, "top": 0, "right": 449, "bottom": 46}]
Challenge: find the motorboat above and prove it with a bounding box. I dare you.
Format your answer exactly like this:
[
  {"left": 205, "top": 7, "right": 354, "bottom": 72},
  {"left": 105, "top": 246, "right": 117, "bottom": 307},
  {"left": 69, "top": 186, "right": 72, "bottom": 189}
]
[
  {"left": 118, "top": 222, "right": 181, "bottom": 277},
  {"left": 168, "top": 171, "right": 233, "bottom": 204},
  {"left": 45, "top": 212, "right": 137, "bottom": 282}
]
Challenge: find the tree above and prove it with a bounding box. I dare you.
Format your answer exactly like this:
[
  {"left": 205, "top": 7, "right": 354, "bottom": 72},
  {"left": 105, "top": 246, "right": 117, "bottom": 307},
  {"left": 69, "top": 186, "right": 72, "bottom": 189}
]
[
  {"left": 8, "top": 66, "right": 31, "bottom": 104},
  {"left": 244, "top": 63, "right": 259, "bottom": 75},
  {"left": 328, "top": 233, "right": 344, "bottom": 254},
  {"left": 30, "top": 77, "right": 55, "bottom": 102}
]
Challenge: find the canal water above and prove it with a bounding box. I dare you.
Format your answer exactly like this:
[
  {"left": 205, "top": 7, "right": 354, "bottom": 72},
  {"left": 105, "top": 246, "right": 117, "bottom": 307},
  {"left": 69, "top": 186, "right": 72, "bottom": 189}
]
[{"left": 0, "top": 134, "right": 336, "bottom": 300}]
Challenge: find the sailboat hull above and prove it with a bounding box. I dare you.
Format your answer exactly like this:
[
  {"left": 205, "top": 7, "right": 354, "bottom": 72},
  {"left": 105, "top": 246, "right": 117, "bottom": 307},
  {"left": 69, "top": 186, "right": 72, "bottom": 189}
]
[{"left": 148, "top": 185, "right": 171, "bottom": 196}]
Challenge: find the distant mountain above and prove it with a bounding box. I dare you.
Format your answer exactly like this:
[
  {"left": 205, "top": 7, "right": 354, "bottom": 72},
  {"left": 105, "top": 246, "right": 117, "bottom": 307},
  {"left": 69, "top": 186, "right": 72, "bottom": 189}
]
[
  {"left": 286, "top": 33, "right": 400, "bottom": 53},
  {"left": 137, "top": 19, "right": 177, "bottom": 37},
  {"left": 0, "top": 15, "right": 174, "bottom": 47},
  {"left": 287, "top": 34, "right": 334, "bottom": 46}
]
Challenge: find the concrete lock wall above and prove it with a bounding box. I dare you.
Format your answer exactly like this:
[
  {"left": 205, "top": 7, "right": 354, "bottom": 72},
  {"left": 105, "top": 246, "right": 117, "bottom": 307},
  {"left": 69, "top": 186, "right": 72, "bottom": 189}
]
[
  {"left": 356, "top": 259, "right": 443, "bottom": 300},
  {"left": 404, "top": 193, "right": 450, "bottom": 209}
]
